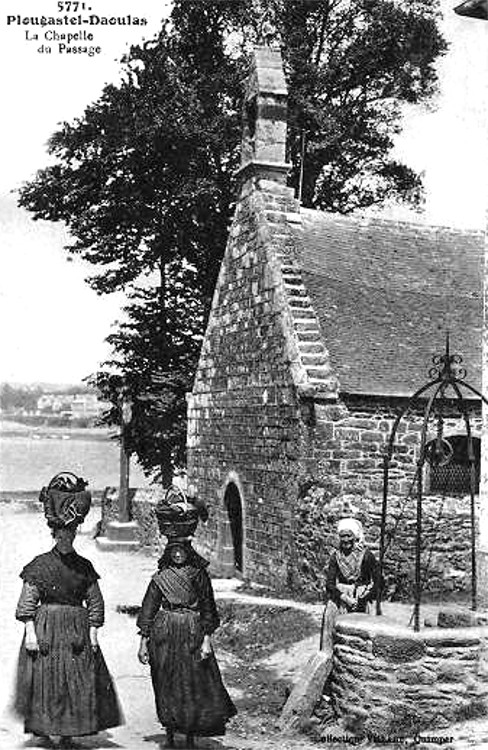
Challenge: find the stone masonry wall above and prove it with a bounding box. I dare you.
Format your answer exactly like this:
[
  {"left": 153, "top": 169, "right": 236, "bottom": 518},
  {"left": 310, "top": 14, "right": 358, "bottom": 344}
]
[
  {"left": 294, "top": 395, "right": 482, "bottom": 599},
  {"left": 303, "top": 394, "right": 481, "bottom": 497},
  {"left": 330, "top": 616, "right": 488, "bottom": 736},
  {"left": 187, "top": 176, "right": 308, "bottom": 586}
]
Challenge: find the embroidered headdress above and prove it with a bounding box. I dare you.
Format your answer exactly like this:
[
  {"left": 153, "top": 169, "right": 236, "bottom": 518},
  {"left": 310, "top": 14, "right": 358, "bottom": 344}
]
[{"left": 39, "top": 472, "right": 91, "bottom": 529}]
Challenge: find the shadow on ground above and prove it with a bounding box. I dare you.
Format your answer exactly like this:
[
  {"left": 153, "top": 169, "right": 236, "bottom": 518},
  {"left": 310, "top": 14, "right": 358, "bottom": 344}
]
[{"left": 143, "top": 734, "right": 230, "bottom": 749}]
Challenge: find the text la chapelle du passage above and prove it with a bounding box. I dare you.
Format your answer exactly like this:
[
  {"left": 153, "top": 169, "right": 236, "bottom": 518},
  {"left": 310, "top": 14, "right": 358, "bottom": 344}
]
[{"left": 6, "top": 2, "right": 148, "bottom": 57}]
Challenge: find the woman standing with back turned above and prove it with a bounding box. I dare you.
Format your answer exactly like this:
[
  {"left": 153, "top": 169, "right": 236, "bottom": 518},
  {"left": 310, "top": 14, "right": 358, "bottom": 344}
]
[{"left": 14, "top": 472, "right": 122, "bottom": 747}]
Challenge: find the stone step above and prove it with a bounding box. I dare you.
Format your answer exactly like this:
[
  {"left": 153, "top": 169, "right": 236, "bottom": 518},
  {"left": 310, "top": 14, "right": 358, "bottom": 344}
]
[
  {"left": 104, "top": 520, "right": 140, "bottom": 541},
  {"left": 307, "top": 369, "right": 335, "bottom": 380},
  {"left": 299, "top": 342, "right": 324, "bottom": 354},
  {"left": 285, "top": 286, "right": 308, "bottom": 297},
  {"left": 291, "top": 309, "right": 316, "bottom": 319},
  {"left": 293, "top": 320, "right": 319, "bottom": 331},
  {"left": 296, "top": 331, "right": 322, "bottom": 342},
  {"left": 289, "top": 299, "right": 314, "bottom": 310},
  {"left": 275, "top": 253, "right": 296, "bottom": 265},
  {"left": 282, "top": 275, "right": 303, "bottom": 285},
  {"left": 301, "top": 355, "right": 329, "bottom": 366},
  {"left": 95, "top": 537, "right": 140, "bottom": 553}
]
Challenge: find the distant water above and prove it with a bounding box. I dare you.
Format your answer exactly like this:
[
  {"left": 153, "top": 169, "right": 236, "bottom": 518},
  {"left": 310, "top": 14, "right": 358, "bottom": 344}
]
[{"left": 0, "top": 423, "right": 150, "bottom": 492}]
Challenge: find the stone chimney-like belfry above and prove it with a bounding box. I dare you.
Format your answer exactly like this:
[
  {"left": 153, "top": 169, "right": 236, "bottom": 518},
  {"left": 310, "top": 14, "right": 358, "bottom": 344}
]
[{"left": 238, "top": 44, "right": 291, "bottom": 184}]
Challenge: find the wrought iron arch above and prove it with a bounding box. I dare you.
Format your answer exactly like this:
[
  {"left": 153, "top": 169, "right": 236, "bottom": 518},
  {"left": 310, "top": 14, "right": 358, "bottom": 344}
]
[{"left": 377, "top": 335, "right": 488, "bottom": 631}]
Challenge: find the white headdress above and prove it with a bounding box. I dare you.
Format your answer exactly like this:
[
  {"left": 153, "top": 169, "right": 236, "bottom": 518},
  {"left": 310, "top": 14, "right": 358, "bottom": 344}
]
[{"left": 337, "top": 517, "right": 364, "bottom": 542}]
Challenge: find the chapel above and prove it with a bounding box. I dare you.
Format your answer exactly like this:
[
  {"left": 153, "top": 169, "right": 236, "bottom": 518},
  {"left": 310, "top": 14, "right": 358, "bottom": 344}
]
[{"left": 187, "top": 43, "right": 484, "bottom": 596}]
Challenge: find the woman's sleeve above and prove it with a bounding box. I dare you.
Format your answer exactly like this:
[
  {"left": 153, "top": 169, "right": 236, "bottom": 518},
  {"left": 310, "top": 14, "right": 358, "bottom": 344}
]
[
  {"left": 136, "top": 580, "right": 163, "bottom": 637},
  {"left": 325, "top": 553, "right": 342, "bottom": 605},
  {"left": 196, "top": 569, "right": 220, "bottom": 635},
  {"left": 86, "top": 581, "right": 105, "bottom": 627},
  {"left": 358, "top": 550, "right": 380, "bottom": 603},
  {"left": 16, "top": 582, "right": 40, "bottom": 622}
]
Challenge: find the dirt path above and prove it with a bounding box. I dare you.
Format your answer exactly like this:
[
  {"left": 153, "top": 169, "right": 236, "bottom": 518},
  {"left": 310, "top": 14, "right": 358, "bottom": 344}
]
[
  {"left": 0, "top": 504, "right": 322, "bottom": 750},
  {"left": 3, "top": 503, "right": 488, "bottom": 750}
]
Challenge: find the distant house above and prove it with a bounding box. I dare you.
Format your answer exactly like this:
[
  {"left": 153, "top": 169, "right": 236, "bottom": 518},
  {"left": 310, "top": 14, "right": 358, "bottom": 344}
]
[
  {"left": 187, "top": 44, "right": 484, "bottom": 596},
  {"left": 37, "top": 392, "right": 107, "bottom": 420},
  {"left": 37, "top": 394, "right": 62, "bottom": 414},
  {"left": 71, "top": 393, "right": 108, "bottom": 419}
]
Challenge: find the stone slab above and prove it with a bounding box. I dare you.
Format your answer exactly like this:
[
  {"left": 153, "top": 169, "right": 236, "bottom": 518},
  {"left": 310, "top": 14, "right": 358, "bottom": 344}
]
[
  {"left": 279, "top": 650, "right": 333, "bottom": 732},
  {"left": 105, "top": 520, "right": 139, "bottom": 542}
]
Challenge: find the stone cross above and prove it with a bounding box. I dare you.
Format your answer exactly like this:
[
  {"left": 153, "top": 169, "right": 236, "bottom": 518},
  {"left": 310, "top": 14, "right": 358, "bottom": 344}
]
[{"left": 253, "top": 0, "right": 280, "bottom": 47}]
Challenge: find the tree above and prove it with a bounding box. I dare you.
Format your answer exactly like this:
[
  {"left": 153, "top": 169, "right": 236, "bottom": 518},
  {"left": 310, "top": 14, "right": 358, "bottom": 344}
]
[
  {"left": 18, "top": 16, "right": 242, "bottom": 301},
  {"left": 178, "top": 0, "right": 446, "bottom": 211},
  {"left": 18, "top": 0, "right": 446, "bottom": 480},
  {"left": 0, "top": 384, "right": 42, "bottom": 413},
  {"left": 88, "top": 262, "right": 204, "bottom": 485}
]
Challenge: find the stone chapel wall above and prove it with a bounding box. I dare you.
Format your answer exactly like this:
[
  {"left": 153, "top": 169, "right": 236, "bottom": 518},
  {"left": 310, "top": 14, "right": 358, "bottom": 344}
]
[
  {"left": 187, "top": 176, "right": 306, "bottom": 586},
  {"left": 293, "top": 394, "right": 482, "bottom": 599}
]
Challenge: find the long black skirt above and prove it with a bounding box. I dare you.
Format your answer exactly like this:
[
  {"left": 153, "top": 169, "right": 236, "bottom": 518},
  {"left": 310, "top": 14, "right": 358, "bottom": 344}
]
[
  {"left": 15, "top": 604, "right": 123, "bottom": 737},
  {"left": 148, "top": 608, "right": 236, "bottom": 736}
]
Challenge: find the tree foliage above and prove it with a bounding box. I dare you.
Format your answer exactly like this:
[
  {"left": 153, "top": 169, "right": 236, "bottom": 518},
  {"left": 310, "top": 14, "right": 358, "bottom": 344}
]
[
  {"left": 18, "top": 0, "right": 446, "bottom": 481},
  {"left": 87, "top": 263, "right": 203, "bottom": 485},
  {"left": 0, "top": 384, "right": 42, "bottom": 413}
]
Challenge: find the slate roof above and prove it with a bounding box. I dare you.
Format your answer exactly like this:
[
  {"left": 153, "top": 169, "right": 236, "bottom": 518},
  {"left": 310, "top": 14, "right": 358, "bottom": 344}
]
[{"left": 293, "top": 209, "right": 484, "bottom": 397}]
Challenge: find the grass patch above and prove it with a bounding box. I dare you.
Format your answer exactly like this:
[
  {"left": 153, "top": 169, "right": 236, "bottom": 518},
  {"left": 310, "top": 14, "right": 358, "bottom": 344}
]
[
  {"left": 213, "top": 602, "right": 319, "bottom": 728},
  {"left": 214, "top": 601, "right": 318, "bottom": 661}
]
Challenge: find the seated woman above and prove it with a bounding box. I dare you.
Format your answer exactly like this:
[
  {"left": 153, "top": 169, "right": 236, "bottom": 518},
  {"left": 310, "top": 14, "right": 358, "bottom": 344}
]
[
  {"left": 326, "top": 517, "right": 379, "bottom": 613},
  {"left": 321, "top": 517, "right": 379, "bottom": 649}
]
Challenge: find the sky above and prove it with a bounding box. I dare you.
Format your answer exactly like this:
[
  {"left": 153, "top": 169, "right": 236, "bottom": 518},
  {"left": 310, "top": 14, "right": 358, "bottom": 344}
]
[{"left": 0, "top": 0, "right": 487, "bottom": 385}]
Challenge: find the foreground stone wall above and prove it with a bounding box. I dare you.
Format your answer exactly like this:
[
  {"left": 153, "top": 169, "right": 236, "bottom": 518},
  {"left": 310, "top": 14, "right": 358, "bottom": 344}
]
[{"left": 331, "top": 615, "right": 488, "bottom": 736}]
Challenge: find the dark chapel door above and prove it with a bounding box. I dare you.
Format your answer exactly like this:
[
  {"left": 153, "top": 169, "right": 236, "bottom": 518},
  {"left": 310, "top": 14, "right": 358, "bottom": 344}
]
[{"left": 224, "top": 483, "right": 243, "bottom": 572}]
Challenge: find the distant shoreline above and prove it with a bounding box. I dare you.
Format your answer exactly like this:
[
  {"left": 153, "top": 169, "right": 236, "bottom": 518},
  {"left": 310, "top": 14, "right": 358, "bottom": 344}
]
[
  {"left": 0, "top": 420, "right": 150, "bottom": 491},
  {"left": 0, "top": 419, "right": 118, "bottom": 443},
  {"left": 0, "top": 489, "right": 105, "bottom": 503}
]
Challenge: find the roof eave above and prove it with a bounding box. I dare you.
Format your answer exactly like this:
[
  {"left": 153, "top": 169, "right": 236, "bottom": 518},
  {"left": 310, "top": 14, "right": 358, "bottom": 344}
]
[{"left": 454, "top": 0, "right": 488, "bottom": 19}]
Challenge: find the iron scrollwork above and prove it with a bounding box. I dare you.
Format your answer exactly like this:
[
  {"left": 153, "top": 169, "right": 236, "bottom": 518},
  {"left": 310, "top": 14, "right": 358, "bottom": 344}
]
[{"left": 428, "top": 339, "right": 467, "bottom": 382}]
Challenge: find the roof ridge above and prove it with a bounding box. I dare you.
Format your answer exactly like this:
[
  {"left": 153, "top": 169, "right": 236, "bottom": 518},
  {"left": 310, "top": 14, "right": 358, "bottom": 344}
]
[{"left": 298, "top": 207, "right": 486, "bottom": 236}]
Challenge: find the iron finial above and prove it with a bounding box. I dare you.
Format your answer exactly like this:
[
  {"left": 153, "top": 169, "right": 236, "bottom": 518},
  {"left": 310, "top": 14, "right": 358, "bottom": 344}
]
[{"left": 428, "top": 333, "right": 467, "bottom": 382}]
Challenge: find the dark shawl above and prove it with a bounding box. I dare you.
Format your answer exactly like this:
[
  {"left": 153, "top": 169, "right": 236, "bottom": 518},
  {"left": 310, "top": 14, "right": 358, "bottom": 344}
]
[
  {"left": 326, "top": 548, "right": 379, "bottom": 608},
  {"left": 20, "top": 548, "right": 99, "bottom": 606}
]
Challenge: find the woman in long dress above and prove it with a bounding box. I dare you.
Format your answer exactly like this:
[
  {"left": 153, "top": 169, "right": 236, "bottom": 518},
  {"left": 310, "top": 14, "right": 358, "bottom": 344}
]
[
  {"left": 14, "top": 472, "right": 122, "bottom": 747},
  {"left": 137, "top": 487, "right": 236, "bottom": 749},
  {"left": 320, "top": 517, "right": 380, "bottom": 649},
  {"left": 325, "top": 517, "right": 379, "bottom": 614}
]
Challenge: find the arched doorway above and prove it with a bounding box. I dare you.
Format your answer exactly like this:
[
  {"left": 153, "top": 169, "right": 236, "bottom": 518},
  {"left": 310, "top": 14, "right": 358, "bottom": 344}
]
[{"left": 224, "top": 482, "right": 243, "bottom": 572}]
